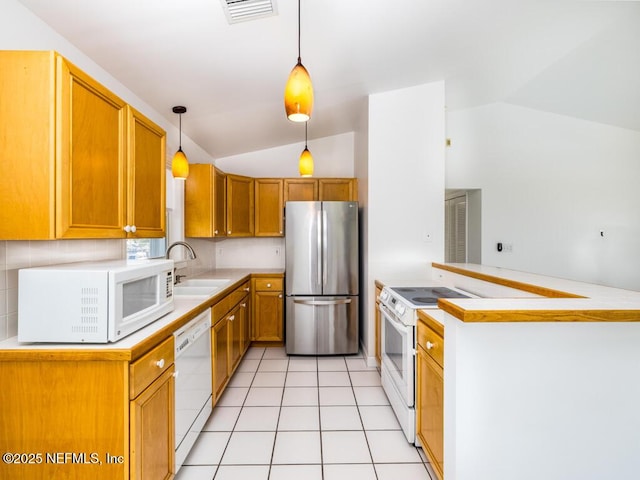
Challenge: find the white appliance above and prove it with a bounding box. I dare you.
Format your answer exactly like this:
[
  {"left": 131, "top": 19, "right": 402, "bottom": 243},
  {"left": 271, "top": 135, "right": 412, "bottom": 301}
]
[
  {"left": 174, "top": 309, "right": 212, "bottom": 472},
  {"left": 285, "top": 201, "right": 359, "bottom": 355},
  {"left": 18, "top": 259, "right": 174, "bottom": 343},
  {"left": 379, "top": 286, "right": 472, "bottom": 443}
]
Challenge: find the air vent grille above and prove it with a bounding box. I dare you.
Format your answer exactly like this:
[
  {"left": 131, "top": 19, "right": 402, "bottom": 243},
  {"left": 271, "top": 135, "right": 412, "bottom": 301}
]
[{"left": 221, "top": 0, "right": 277, "bottom": 24}]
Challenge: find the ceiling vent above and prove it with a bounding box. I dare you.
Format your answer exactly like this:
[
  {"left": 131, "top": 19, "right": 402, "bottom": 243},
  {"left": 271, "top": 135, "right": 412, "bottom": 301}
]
[{"left": 220, "top": 0, "right": 277, "bottom": 24}]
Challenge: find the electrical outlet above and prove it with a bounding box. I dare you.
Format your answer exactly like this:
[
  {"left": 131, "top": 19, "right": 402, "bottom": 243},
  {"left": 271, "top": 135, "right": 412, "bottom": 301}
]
[{"left": 504, "top": 244, "right": 513, "bottom": 253}]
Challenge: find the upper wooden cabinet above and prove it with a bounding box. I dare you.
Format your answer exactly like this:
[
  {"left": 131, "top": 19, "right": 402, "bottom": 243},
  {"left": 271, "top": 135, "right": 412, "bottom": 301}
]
[
  {"left": 255, "top": 179, "right": 284, "bottom": 236},
  {"left": 185, "top": 164, "right": 227, "bottom": 237},
  {"left": 127, "top": 107, "right": 166, "bottom": 238},
  {"left": 283, "top": 179, "right": 318, "bottom": 202},
  {"left": 283, "top": 178, "right": 358, "bottom": 202},
  {"left": 226, "top": 174, "right": 254, "bottom": 237},
  {"left": 0, "top": 51, "right": 166, "bottom": 240}
]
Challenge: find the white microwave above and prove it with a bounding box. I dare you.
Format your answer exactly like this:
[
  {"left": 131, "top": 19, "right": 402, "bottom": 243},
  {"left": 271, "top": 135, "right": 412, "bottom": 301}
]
[{"left": 18, "top": 259, "right": 175, "bottom": 343}]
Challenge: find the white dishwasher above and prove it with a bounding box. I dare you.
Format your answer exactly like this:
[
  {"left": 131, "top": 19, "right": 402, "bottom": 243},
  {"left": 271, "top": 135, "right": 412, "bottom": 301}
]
[{"left": 174, "top": 309, "right": 212, "bottom": 472}]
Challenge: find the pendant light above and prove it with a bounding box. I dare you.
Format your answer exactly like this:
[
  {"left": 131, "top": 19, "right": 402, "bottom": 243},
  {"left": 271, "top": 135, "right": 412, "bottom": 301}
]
[
  {"left": 299, "top": 122, "right": 314, "bottom": 177},
  {"left": 284, "top": 0, "right": 313, "bottom": 122},
  {"left": 171, "top": 106, "right": 189, "bottom": 180}
]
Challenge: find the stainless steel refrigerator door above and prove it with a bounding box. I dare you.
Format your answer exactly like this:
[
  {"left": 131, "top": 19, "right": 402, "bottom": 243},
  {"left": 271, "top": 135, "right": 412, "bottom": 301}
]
[
  {"left": 285, "top": 202, "right": 322, "bottom": 296},
  {"left": 322, "top": 202, "right": 359, "bottom": 295},
  {"left": 286, "top": 296, "right": 359, "bottom": 355}
]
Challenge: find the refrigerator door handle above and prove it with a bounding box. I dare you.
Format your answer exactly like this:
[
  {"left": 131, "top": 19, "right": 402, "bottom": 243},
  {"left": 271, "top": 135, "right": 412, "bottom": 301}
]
[
  {"left": 293, "top": 298, "right": 353, "bottom": 306},
  {"left": 317, "top": 209, "right": 323, "bottom": 288},
  {"left": 322, "top": 209, "right": 328, "bottom": 288}
]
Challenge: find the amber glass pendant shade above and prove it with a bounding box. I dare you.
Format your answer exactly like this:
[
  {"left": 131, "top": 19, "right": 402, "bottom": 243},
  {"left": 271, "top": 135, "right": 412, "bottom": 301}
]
[
  {"left": 285, "top": 60, "right": 314, "bottom": 122},
  {"left": 298, "top": 147, "right": 314, "bottom": 177},
  {"left": 171, "top": 105, "right": 189, "bottom": 179},
  {"left": 172, "top": 147, "right": 189, "bottom": 180}
]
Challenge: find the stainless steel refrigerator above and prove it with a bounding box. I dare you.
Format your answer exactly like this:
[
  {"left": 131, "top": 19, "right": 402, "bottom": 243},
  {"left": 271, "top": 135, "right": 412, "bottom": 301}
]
[{"left": 285, "top": 201, "right": 359, "bottom": 355}]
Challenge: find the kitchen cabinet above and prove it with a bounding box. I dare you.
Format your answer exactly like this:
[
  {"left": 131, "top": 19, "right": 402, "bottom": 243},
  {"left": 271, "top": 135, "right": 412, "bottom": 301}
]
[
  {"left": 127, "top": 106, "right": 167, "bottom": 238},
  {"left": 0, "top": 50, "right": 166, "bottom": 240},
  {"left": 129, "top": 338, "right": 175, "bottom": 480},
  {"left": 283, "top": 178, "right": 318, "bottom": 202},
  {"left": 226, "top": 174, "right": 254, "bottom": 236},
  {"left": 185, "top": 164, "right": 227, "bottom": 238},
  {"left": 318, "top": 178, "right": 358, "bottom": 201},
  {"left": 283, "top": 178, "right": 358, "bottom": 202},
  {"left": 211, "top": 280, "right": 251, "bottom": 402},
  {"left": 255, "top": 178, "right": 284, "bottom": 236},
  {"left": 252, "top": 276, "right": 284, "bottom": 343},
  {"left": 0, "top": 336, "right": 175, "bottom": 480},
  {"left": 416, "top": 312, "right": 444, "bottom": 480}
]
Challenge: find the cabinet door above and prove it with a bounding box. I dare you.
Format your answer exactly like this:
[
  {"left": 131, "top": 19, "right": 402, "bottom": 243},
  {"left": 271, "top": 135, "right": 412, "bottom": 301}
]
[
  {"left": 212, "top": 319, "right": 230, "bottom": 401},
  {"left": 214, "top": 168, "right": 227, "bottom": 237},
  {"left": 127, "top": 106, "right": 166, "bottom": 238},
  {"left": 240, "top": 296, "right": 251, "bottom": 354},
  {"left": 318, "top": 178, "right": 357, "bottom": 201},
  {"left": 255, "top": 179, "right": 284, "bottom": 236},
  {"left": 57, "top": 56, "right": 128, "bottom": 238},
  {"left": 284, "top": 178, "right": 318, "bottom": 202},
  {"left": 253, "top": 291, "right": 284, "bottom": 342},
  {"left": 416, "top": 347, "right": 444, "bottom": 480},
  {"left": 130, "top": 366, "right": 175, "bottom": 480},
  {"left": 226, "top": 174, "right": 254, "bottom": 236},
  {"left": 228, "top": 306, "right": 243, "bottom": 374}
]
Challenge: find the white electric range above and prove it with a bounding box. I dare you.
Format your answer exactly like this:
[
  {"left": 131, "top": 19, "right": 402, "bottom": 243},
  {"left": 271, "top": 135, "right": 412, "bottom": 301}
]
[{"left": 378, "top": 285, "right": 473, "bottom": 444}]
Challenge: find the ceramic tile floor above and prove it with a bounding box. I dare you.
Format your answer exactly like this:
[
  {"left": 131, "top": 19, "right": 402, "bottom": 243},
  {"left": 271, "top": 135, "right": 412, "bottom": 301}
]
[{"left": 176, "top": 346, "right": 436, "bottom": 480}]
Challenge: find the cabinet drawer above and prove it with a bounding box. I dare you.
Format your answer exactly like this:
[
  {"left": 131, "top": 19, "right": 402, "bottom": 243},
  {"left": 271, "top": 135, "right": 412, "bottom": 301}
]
[
  {"left": 417, "top": 321, "right": 444, "bottom": 368},
  {"left": 129, "top": 336, "right": 174, "bottom": 399},
  {"left": 254, "top": 278, "right": 283, "bottom": 291},
  {"left": 212, "top": 281, "right": 250, "bottom": 323}
]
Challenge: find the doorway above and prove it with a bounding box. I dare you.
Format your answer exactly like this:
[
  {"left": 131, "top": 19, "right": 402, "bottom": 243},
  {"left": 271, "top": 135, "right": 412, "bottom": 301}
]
[{"left": 445, "top": 189, "right": 481, "bottom": 264}]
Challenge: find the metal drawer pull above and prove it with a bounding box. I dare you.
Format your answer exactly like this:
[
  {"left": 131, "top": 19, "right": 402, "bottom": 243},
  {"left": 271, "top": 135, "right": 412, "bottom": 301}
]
[
  {"left": 241, "top": 303, "right": 246, "bottom": 308},
  {"left": 267, "top": 283, "right": 272, "bottom": 288},
  {"left": 244, "top": 287, "right": 250, "bottom": 292},
  {"left": 156, "top": 359, "right": 165, "bottom": 369},
  {"left": 229, "top": 315, "right": 235, "bottom": 322},
  {"left": 294, "top": 299, "right": 352, "bottom": 306},
  {"left": 426, "top": 341, "right": 435, "bottom": 350}
]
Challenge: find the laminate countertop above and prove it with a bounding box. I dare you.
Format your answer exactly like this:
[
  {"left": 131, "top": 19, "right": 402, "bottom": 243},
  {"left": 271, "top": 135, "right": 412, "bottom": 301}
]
[
  {"left": 431, "top": 262, "right": 640, "bottom": 322},
  {"left": 0, "top": 268, "right": 284, "bottom": 361}
]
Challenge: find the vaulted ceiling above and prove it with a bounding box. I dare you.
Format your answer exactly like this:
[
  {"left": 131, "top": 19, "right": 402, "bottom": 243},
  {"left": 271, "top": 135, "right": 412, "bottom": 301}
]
[{"left": 17, "top": 0, "right": 640, "bottom": 159}]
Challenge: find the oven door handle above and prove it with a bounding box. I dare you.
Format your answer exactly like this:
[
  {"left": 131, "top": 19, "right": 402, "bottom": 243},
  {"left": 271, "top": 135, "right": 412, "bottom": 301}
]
[{"left": 379, "top": 303, "right": 408, "bottom": 333}]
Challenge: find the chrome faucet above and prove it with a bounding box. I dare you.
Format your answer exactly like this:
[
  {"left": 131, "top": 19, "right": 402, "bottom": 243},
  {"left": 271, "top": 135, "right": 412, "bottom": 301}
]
[{"left": 165, "top": 241, "right": 197, "bottom": 261}]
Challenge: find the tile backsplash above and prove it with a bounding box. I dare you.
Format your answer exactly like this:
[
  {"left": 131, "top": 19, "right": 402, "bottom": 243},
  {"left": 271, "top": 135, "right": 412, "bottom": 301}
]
[{"left": 0, "top": 239, "right": 125, "bottom": 341}]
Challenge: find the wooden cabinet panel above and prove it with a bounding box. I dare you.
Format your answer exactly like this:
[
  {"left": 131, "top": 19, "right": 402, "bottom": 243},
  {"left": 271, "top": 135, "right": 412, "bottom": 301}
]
[
  {"left": 228, "top": 305, "right": 243, "bottom": 373},
  {"left": 417, "top": 348, "right": 444, "bottom": 480},
  {"left": 212, "top": 317, "right": 230, "bottom": 401},
  {"left": 130, "top": 366, "right": 175, "bottom": 480},
  {"left": 283, "top": 178, "right": 318, "bottom": 202},
  {"left": 185, "top": 164, "right": 226, "bottom": 238},
  {"left": 318, "top": 178, "right": 358, "bottom": 201},
  {"left": 253, "top": 291, "right": 283, "bottom": 342},
  {"left": 255, "top": 178, "right": 284, "bottom": 236},
  {"left": 226, "top": 174, "right": 254, "bottom": 236},
  {"left": 127, "top": 106, "right": 166, "bottom": 238},
  {"left": 129, "top": 336, "right": 174, "bottom": 399},
  {"left": 240, "top": 297, "right": 251, "bottom": 354}
]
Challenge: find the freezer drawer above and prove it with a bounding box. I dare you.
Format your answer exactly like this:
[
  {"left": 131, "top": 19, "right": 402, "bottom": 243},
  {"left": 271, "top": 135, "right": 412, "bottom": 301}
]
[{"left": 286, "top": 296, "right": 358, "bottom": 355}]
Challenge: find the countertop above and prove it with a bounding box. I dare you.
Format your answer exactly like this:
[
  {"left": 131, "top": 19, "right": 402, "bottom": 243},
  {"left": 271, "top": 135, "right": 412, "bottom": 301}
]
[
  {"left": 0, "top": 268, "right": 284, "bottom": 361},
  {"left": 432, "top": 263, "right": 640, "bottom": 322}
]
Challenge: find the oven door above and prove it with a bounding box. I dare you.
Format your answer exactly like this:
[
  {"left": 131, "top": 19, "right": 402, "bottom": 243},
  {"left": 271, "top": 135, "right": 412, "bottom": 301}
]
[{"left": 380, "top": 303, "right": 415, "bottom": 407}]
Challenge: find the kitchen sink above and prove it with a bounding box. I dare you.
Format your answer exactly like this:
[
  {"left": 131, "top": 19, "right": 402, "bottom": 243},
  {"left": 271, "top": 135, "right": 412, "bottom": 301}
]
[{"left": 172, "top": 279, "right": 231, "bottom": 297}]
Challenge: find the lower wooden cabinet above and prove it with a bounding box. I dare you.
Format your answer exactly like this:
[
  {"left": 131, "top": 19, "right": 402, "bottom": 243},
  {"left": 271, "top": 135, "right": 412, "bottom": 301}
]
[
  {"left": 129, "top": 366, "right": 175, "bottom": 480},
  {"left": 252, "top": 276, "right": 284, "bottom": 343},
  {"left": 416, "top": 312, "right": 445, "bottom": 480},
  {"left": 212, "top": 316, "right": 230, "bottom": 400}
]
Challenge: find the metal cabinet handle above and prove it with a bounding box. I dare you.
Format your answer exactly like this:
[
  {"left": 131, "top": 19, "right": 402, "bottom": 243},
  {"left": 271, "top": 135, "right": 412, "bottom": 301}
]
[
  {"left": 244, "top": 287, "right": 250, "bottom": 292},
  {"left": 229, "top": 315, "right": 235, "bottom": 322},
  {"left": 241, "top": 303, "right": 246, "bottom": 308},
  {"left": 156, "top": 359, "right": 165, "bottom": 369},
  {"left": 267, "top": 283, "right": 272, "bottom": 288},
  {"left": 214, "top": 230, "right": 219, "bottom": 235},
  {"left": 228, "top": 230, "right": 232, "bottom": 234},
  {"left": 426, "top": 341, "right": 435, "bottom": 350},
  {"left": 278, "top": 294, "right": 282, "bottom": 298}
]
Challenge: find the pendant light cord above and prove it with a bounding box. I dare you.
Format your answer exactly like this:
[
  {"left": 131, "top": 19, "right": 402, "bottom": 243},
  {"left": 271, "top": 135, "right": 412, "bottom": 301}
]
[
  {"left": 305, "top": 122, "right": 308, "bottom": 148},
  {"left": 297, "top": 0, "right": 301, "bottom": 62},
  {"left": 179, "top": 113, "right": 182, "bottom": 149}
]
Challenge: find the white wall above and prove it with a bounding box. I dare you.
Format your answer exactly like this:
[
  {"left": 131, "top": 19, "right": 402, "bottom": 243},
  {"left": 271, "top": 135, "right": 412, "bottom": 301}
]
[
  {"left": 446, "top": 102, "right": 640, "bottom": 291},
  {"left": 364, "top": 81, "right": 446, "bottom": 362}
]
